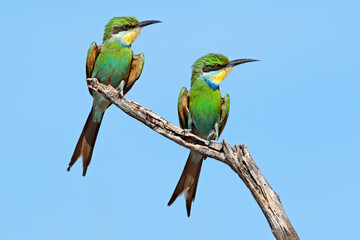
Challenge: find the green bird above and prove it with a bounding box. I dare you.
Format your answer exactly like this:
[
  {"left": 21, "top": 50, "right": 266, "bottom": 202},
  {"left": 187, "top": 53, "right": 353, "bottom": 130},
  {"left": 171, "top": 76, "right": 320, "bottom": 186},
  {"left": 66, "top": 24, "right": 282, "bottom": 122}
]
[
  {"left": 68, "top": 17, "right": 161, "bottom": 176},
  {"left": 168, "top": 53, "right": 258, "bottom": 216}
]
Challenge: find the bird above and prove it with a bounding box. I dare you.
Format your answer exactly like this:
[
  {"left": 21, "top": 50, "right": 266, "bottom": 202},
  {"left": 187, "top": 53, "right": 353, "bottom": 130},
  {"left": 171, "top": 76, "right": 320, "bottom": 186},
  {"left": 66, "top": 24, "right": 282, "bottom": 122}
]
[
  {"left": 68, "top": 17, "right": 161, "bottom": 176},
  {"left": 168, "top": 53, "right": 258, "bottom": 216}
]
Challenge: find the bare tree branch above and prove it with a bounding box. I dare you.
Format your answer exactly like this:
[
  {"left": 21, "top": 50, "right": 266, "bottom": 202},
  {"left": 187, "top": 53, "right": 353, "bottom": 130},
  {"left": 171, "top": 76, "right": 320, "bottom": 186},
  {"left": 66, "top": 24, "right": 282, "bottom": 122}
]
[{"left": 86, "top": 78, "right": 300, "bottom": 240}]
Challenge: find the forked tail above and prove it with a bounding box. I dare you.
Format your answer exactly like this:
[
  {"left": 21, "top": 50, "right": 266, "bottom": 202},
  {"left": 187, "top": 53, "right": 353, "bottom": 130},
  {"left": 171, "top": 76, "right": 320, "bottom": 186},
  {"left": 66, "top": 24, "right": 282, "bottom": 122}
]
[
  {"left": 168, "top": 151, "right": 204, "bottom": 217},
  {"left": 68, "top": 109, "right": 104, "bottom": 176}
]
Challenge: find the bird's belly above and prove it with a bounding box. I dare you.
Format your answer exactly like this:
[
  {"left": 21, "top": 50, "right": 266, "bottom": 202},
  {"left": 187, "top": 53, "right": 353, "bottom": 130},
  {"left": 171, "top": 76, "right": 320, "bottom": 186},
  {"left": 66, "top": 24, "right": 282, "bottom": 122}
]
[{"left": 191, "top": 103, "right": 221, "bottom": 139}]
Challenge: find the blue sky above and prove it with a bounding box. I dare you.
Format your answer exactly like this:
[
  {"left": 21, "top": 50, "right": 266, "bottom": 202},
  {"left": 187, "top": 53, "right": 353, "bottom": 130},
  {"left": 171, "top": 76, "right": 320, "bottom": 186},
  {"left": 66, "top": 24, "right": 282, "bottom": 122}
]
[{"left": 1, "top": 0, "right": 359, "bottom": 239}]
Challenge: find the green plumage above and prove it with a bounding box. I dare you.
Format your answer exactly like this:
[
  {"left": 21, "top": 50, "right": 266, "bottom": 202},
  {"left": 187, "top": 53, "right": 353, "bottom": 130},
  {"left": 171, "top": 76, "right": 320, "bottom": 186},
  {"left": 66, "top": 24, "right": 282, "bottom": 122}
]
[
  {"left": 189, "top": 53, "right": 231, "bottom": 138},
  {"left": 189, "top": 79, "right": 222, "bottom": 138},
  {"left": 92, "top": 42, "right": 132, "bottom": 86},
  {"left": 90, "top": 43, "right": 132, "bottom": 122}
]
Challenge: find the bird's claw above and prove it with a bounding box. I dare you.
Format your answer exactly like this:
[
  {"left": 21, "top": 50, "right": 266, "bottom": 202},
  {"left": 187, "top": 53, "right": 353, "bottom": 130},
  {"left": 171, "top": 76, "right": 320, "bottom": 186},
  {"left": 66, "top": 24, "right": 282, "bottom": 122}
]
[
  {"left": 182, "top": 129, "right": 192, "bottom": 134},
  {"left": 207, "top": 122, "right": 219, "bottom": 141},
  {"left": 207, "top": 132, "right": 217, "bottom": 141},
  {"left": 117, "top": 80, "right": 125, "bottom": 98},
  {"left": 205, "top": 139, "right": 218, "bottom": 146},
  {"left": 118, "top": 90, "right": 124, "bottom": 98}
]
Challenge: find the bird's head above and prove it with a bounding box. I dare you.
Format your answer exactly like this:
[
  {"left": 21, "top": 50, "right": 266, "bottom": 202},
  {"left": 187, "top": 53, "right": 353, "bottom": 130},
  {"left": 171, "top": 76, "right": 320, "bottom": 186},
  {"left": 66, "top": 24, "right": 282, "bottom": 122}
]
[
  {"left": 191, "top": 53, "right": 258, "bottom": 89},
  {"left": 103, "top": 16, "right": 161, "bottom": 46}
]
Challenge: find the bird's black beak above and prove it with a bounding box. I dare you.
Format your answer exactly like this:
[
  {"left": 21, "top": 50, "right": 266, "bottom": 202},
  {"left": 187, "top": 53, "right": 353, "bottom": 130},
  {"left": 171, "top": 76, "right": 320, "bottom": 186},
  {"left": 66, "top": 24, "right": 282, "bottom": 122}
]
[
  {"left": 138, "top": 20, "right": 162, "bottom": 28},
  {"left": 227, "top": 59, "right": 259, "bottom": 67}
]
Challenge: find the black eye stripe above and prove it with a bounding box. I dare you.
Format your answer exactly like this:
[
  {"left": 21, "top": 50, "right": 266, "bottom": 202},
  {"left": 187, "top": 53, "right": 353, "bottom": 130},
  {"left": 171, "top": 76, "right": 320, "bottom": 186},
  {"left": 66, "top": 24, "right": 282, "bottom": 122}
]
[
  {"left": 202, "top": 64, "right": 225, "bottom": 72},
  {"left": 112, "top": 24, "right": 137, "bottom": 34},
  {"left": 202, "top": 66, "right": 211, "bottom": 72}
]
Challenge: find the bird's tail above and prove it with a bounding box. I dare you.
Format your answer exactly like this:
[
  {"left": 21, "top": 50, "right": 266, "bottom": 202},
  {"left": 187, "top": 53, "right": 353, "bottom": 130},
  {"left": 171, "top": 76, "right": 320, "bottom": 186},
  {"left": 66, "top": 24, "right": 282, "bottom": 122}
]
[
  {"left": 67, "top": 108, "right": 104, "bottom": 176},
  {"left": 168, "top": 151, "right": 204, "bottom": 217}
]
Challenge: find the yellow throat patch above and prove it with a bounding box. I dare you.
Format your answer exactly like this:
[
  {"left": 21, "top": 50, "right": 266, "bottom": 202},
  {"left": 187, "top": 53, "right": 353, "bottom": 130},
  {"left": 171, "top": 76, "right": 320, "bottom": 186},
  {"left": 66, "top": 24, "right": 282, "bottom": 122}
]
[
  {"left": 211, "top": 67, "right": 233, "bottom": 85},
  {"left": 122, "top": 28, "right": 141, "bottom": 45}
]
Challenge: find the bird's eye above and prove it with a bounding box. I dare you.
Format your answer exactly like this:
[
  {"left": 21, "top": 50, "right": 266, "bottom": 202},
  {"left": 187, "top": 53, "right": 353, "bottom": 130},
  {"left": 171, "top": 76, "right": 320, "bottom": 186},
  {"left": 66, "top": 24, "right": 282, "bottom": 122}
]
[
  {"left": 124, "top": 25, "right": 130, "bottom": 30},
  {"left": 214, "top": 64, "right": 220, "bottom": 69}
]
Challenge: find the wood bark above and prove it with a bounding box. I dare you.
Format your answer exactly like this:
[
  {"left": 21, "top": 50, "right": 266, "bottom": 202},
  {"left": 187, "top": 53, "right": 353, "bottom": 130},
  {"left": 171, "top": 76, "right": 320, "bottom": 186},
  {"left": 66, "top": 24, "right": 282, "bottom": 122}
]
[{"left": 86, "top": 78, "right": 300, "bottom": 240}]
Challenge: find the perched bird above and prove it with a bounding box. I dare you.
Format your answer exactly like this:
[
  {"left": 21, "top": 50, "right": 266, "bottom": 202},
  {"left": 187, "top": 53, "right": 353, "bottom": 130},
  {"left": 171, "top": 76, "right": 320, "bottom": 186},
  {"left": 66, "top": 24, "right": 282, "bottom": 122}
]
[
  {"left": 168, "top": 53, "right": 258, "bottom": 216},
  {"left": 68, "top": 17, "right": 161, "bottom": 176}
]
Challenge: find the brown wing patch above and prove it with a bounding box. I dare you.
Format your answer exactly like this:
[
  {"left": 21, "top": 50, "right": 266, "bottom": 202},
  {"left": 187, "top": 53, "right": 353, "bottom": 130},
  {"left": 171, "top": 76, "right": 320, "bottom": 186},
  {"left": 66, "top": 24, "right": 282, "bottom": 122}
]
[
  {"left": 123, "top": 53, "right": 145, "bottom": 95},
  {"left": 219, "top": 95, "right": 230, "bottom": 136},
  {"left": 86, "top": 43, "right": 101, "bottom": 96},
  {"left": 86, "top": 43, "right": 101, "bottom": 78},
  {"left": 178, "top": 87, "right": 189, "bottom": 129}
]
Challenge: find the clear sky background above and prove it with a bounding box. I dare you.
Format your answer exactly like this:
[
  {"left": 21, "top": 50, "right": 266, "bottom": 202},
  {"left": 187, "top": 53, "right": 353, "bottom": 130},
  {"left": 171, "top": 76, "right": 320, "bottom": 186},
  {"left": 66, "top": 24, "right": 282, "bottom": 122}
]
[{"left": 1, "top": 0, "right": 359, "bottom": 239}]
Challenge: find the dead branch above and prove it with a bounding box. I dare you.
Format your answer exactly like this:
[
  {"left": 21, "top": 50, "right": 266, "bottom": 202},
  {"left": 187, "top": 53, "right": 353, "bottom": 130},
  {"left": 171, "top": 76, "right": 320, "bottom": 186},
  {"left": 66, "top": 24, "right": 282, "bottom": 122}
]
[{"left": 86, "top": 78, "right": 299, "bottom": 240}]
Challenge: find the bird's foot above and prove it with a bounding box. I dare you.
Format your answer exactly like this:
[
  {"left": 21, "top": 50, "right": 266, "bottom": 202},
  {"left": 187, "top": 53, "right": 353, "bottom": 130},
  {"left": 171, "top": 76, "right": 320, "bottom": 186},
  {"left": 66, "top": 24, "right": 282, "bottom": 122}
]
[
  {"left": 182, "top": 129, "right": 192, "bottom": 134},
  {"left": 207, "top": 132, "right": 218, "bottom": 141},
  {"left": 205, "top": 139, "right": 218, "bottom": 146},
  {"left": 118, "top": 90, "right": 124, "bottom": 98},
  {"left": 118, "top": 80, "right": 125, "bottom": 98},
  {"left": 207, "top": 122, "right": 219, "bottom": 141}
]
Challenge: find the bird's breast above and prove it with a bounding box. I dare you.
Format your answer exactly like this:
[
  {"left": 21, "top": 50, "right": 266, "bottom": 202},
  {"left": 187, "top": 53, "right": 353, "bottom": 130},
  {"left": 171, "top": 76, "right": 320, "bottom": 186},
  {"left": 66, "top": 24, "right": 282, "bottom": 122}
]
[
  {"left": 92, "top": 44, "right": 133, "bottom": 88},
  {"left": 190, "top": 90, "right": 222, "bottom": 138}
]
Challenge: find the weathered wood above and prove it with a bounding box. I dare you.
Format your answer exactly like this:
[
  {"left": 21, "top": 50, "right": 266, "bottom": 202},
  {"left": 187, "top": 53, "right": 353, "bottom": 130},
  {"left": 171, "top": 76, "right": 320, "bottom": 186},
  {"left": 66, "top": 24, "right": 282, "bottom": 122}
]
[{"left": 86, "top": 78, "right": 300, "bottom": 240}]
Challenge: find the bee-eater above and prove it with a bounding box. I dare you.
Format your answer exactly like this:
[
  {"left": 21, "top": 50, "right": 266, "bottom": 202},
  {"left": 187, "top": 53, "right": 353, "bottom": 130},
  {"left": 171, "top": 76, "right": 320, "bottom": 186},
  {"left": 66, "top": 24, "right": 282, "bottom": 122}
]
[
  {"left": 168, "top": 53, "right": 258, "bottom": 216},
  {"left": 68, "top": 17, "right": 161, "bottom": 176}
]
